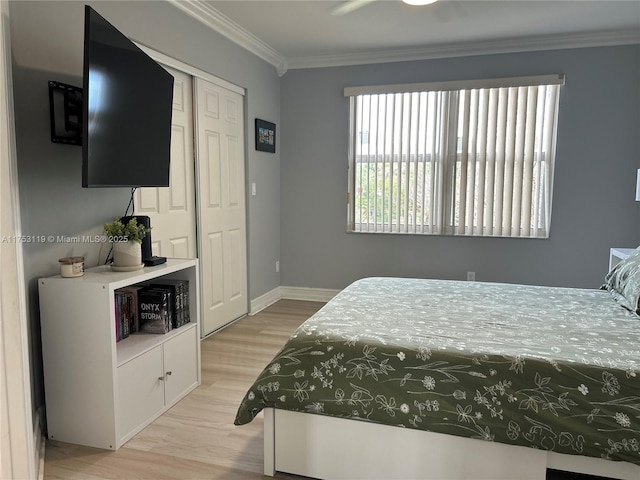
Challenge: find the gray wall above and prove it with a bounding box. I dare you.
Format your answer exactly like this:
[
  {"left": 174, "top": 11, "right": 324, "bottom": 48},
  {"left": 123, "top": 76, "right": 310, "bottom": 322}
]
[
  {"left": 280, "top": 45, "right": 640, "bottom": 290},
  {"left": 10, "top": 0, "right": 640, "bottom": 444},
  {"left": 9, "top": 0, "right": 280, "bottom": 418}
]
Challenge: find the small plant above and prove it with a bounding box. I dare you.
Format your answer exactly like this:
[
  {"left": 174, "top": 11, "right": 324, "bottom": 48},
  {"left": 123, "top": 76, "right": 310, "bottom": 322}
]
[{"left": 103, "top": 218, "right": 149, "bottom": 244}]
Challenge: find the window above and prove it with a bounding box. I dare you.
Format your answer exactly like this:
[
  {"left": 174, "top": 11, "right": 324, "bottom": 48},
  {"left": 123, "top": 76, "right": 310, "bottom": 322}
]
[{"left": 345, "top": 75, "right": 563, "bottom": 237}]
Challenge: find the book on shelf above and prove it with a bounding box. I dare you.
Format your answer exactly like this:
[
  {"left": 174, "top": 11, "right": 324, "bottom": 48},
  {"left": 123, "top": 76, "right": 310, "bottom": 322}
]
[
  {"left": 114, "top": 296, "right": 121, "bottom": 342},
  {"left": 114, "top": 286, "right": 142, "bottom": 342},
  {"left": 150, "top": 279, "right": 190, "bottom": 328},
  {"left": 138, "top": 287, "right": 173, "bottom": 334},
  {"left": 114, "top": 280, "right": 190, "bottom": 340}
]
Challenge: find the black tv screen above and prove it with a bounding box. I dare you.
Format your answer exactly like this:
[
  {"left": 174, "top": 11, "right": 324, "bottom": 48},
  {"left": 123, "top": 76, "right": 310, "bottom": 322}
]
[{"left": 82, "top": 6, "right": 174, "bottom": 188}]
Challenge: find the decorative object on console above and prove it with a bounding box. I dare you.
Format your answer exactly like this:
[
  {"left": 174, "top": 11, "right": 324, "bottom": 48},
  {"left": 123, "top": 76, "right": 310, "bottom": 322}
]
[
  {"left": 58, "top": 256, "right": 84, "bottom": 278},
  {"left": 111, "top": 242, "right": 143, "bottom": 271},
  {"left": 103, "top": 217, "right": 149, "bottom": 271},
  {"left": 120, "top": 215, "right": 152, "bottom": 261},
  {"left": 119, "top": 215, "right": 167, "bottom": 266},
  {"left": 255, "top": 118, "right": 276, "bottom": 153}
]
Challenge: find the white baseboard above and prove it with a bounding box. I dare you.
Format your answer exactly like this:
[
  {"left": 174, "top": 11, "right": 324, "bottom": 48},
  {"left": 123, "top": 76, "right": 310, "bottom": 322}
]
[
  {"left": 250, "top": 287, "right": 281, "bottom": 315},
  {"left": 250, "top": 286, "right": 339, "bottom": 315},
  {"left": 279, "top": 286, "right": 339, "bottom": 302}
]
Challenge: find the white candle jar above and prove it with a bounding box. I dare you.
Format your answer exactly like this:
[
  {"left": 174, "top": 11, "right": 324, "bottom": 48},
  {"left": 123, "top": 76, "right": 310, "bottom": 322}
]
[{"left": 58, "top": 256, "right": 84, "bottom": 278}]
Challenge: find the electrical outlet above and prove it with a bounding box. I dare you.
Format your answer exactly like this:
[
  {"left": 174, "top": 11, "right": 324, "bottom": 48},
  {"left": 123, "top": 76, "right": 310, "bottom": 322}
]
[
  {"left": 276, "top": 260, "right": 280, "bottom": 273},
  {"left": 467, "top": 271, "right": 475, "bottom": 281}
]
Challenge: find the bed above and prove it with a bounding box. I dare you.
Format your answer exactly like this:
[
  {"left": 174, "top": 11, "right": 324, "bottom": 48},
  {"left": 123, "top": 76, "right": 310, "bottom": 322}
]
[{"left": 235, "top": 257, "right": 640, "bottom": 479}]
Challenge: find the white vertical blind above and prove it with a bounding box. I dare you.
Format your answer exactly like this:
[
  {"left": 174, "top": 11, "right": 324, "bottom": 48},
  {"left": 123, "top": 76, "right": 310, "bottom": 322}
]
[{"left": 347, "top": 75, "right": 562, "bottom": 238}]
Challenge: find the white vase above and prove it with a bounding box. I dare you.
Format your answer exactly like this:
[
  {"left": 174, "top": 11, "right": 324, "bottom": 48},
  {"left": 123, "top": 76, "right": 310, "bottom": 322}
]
[{"left": 112, "top": 241, "right": 142, "bottom": 268}]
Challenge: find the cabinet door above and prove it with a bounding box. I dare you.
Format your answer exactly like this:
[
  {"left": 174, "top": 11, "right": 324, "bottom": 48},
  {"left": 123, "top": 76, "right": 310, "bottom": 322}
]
[
  {"left": 163, "top": 326, "right": 198, "bottom": 406},
  {"left": 117, "top": 345, "right": 164, "bottom": 441}
]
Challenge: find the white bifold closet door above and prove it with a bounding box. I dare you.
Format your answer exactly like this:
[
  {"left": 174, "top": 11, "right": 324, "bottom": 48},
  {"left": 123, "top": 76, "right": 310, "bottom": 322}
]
[
  {"left": 136, "top": 66, "right": 248, "bottom": 337},
  {"left": 135, "top": 66, "right": 197, "bottom": 259},
  {"left": 194, "top": 78, "right": 248, "bottom": 336}
]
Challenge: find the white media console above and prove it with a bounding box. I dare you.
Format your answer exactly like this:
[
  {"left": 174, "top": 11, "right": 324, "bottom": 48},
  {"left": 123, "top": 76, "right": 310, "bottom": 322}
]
[{"left": 39, "top": 258, "right": 200, "bottom": 450}]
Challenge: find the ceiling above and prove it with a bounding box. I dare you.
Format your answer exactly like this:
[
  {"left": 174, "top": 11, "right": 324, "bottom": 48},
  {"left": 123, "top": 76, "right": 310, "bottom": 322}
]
[{"left": 172, "top": 0, "right": 640, "bottom": 74}]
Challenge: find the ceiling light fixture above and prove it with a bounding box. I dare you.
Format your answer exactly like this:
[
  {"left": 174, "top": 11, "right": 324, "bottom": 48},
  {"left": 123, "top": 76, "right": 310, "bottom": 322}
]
[{"left": 402, "top": 0, "right": 439, "bottom": 5}]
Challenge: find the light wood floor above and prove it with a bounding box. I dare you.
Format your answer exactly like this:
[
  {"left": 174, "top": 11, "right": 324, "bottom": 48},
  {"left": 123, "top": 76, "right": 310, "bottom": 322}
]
[{"left": 43, "top": 299, "right": 324, "bottom": 479}]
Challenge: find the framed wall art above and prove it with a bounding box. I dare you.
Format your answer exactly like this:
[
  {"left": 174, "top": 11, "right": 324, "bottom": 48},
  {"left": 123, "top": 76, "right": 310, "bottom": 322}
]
[{"left": 255, "top": 118, "right": 276, "bottom": 153}]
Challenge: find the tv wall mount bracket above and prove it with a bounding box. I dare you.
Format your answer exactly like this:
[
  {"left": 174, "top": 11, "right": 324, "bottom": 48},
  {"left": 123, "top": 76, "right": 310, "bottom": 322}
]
[{"left": 48, "top": 80, "right": 83, "bottom": 146}]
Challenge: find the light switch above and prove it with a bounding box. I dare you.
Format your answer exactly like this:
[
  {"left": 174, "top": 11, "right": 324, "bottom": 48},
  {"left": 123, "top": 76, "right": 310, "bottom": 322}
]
[{"left": 251, "top": 182, "right": 256, "bottom": 196}]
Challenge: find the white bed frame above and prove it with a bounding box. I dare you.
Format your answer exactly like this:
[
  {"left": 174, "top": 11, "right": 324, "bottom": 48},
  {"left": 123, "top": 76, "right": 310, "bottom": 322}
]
[{"left": 263, "top": 408, "right": 640, "bottom": 480}]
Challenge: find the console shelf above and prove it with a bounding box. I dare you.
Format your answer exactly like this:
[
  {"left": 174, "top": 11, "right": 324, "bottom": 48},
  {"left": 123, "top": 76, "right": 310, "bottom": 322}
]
[{"left": 39, "top": 258, "right": 201, "bottom": 450}]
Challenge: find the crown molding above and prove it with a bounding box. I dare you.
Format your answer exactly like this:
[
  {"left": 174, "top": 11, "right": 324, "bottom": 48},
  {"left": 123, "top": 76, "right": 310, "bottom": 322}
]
[
  {"left": 168, "top": 0, "right": 638, "bottom": 75},
  {"left": 169, "top": 0, "right": 288, "bottom": 76},
  {"left": 286, "top": 28, "right": 640, "bottom": 70}
]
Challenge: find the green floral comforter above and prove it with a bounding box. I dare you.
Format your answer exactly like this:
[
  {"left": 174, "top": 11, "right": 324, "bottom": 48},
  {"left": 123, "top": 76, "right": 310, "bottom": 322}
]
[{"left": 234, "top": 277, "right": 640, "bottom": 465}]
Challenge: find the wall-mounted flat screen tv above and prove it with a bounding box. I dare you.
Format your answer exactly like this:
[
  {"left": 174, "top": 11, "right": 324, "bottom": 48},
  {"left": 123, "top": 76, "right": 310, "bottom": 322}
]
[{"left": 82, "top": 5, "right": 174, "bottom": 188}]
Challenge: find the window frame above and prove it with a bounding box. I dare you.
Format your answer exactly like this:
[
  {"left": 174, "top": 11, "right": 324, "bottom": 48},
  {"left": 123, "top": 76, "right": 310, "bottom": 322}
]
[{"left": 345, "top": 74, "right": 564, "bottom": 238}]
